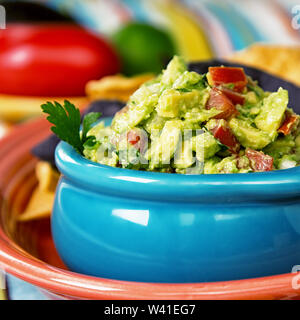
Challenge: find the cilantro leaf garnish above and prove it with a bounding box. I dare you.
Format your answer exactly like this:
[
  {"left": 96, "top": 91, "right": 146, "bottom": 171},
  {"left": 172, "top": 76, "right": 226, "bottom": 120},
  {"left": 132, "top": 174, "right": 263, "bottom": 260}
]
[
  {"left": 83, "top": 136, "right": 98, "bottom": 150},
  {"left": 82, "top": 112, "right": 102, "bottom": 142},
  {"left": 42, "top": 100, "right": 101, "bottom": 155}
]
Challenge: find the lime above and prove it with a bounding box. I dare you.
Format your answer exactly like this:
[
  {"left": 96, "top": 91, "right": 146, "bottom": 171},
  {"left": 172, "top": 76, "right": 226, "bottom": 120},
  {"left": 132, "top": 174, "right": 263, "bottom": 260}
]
[{"left": 112, "top": 22, "right": 176, "bottom": 76}]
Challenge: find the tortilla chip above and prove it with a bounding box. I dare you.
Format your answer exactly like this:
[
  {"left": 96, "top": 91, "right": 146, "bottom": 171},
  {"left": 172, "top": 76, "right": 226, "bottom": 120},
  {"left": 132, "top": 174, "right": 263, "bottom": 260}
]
[
  {"left": 35, "top": 161, "right": 60, "bottom": 192},
  {"left": 18, "top": 161, "right": 60, "bottom": 222},
  {"left": 86, "top": 73, "right": 155, "bottom": 102},
  {"left": 18, "top": 188, "right": 55, "bottom": 222},
  {"left": 0, "top": 121, "right": 11, "bottom": 139},
  {"left": 0, "top": 95, "right": 88, "bottom": 122},
  {"left": 227, "top": 44, "right": 300, "bottom": 86}
]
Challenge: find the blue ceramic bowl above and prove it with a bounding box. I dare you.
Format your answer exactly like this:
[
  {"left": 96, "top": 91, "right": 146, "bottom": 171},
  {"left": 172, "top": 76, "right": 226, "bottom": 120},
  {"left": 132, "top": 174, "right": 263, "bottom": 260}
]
[{"left": 52, "top": 120, "right": 300, "bottom": 283}]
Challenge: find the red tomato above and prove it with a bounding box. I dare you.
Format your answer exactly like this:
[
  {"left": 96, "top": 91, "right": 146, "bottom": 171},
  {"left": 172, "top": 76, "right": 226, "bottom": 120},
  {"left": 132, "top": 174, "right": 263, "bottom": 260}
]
[
  {"left": 208, "top": 67, "right": 247, "bottom": 92},
  {"left": 209, "top": 119, "right": 240, "bottom": 153},
  {"left": 245, "top": 149, "right": 273, "bottom": 172},
  {"left": 127, "top": 129, "right": 147, "bottom": 152},
  {"left": 127, "top": 130, "right": 141, "bottom": 146},
  {"left": 206, "top": 87, "right": 238, "bottom": 120},
  {"left": 218, "top": 86, "right": 245, "bottom": 105},
  {"left": 0, "top": 23, "right": 120, "bottom": 96},
  {"left": 278, "top": 112, "right": 299, "bottom": 135}
]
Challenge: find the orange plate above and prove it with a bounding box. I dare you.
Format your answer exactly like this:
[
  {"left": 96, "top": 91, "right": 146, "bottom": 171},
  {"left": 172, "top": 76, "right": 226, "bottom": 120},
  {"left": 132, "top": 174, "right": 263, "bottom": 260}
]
[{"left": 0, "top": 117, "right": 299, "bottom": 300}]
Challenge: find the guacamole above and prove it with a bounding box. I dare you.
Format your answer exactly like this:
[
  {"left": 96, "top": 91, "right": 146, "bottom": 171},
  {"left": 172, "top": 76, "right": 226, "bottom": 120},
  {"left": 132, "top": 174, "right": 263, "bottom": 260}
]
[{"left": 83, "top": 56, "right": 300, "bottom": 174}]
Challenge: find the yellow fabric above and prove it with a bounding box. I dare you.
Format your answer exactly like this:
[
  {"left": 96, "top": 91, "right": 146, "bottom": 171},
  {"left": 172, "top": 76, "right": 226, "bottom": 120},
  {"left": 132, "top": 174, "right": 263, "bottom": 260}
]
[
  {"left": 0, "top": 95, "right": 88, "bottom": 122},
  {"left": 155, "top": 1, "right": 213, "bottom": 61}
]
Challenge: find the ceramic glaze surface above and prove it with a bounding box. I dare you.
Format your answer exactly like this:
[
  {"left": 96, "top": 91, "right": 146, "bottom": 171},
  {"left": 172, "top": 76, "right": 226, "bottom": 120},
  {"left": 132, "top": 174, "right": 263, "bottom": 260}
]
[{"left": 52, "top": 138, "right": 300, "bottom": 283}]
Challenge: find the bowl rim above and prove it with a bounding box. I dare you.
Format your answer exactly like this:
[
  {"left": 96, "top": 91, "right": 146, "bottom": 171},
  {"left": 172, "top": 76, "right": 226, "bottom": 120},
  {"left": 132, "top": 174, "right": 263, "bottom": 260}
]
[
  {"left": 0, "top": 117, "right": 300, "bottom": 300},
  {"left": 55, "top": 138, "right": 300, "bottom": 202}
]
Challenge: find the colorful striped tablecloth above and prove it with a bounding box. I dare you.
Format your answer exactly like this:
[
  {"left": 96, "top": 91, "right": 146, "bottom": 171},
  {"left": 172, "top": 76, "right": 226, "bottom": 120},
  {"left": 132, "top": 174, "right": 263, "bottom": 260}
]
[{"left": 46, "top": 0, "right": 300, "bottom": 60}]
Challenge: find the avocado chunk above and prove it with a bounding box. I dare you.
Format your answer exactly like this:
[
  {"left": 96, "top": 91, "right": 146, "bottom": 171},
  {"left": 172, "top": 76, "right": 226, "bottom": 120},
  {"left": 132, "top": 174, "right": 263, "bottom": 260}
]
[
  {"left": 203, "top": 156, "right": 220, "bottom": 174},
  {"left": 263, "top": 134, "right": 296, "bottom": 167},
  {"left": 254, "top": 87, "right": 288, "bottom": 133},
  {"left": 147, "top": 119, "right": 183, "bottom": 169},
  {"left": 192, "top": 131, "right": 220, "bottom": 161},
  {"left": 174, "top": 137, "right": 195, "bottom": 169},
  {"left": 173, "top": 70, "right": 205, "bottom": 91},
  {"left": 215, "top": 156, "right": 239, "bottom": 173},
  {"left": 143, "top": 111, "right": 168, "bottom": 134},
  {"left": 184, "top": 107, "right": 221, "bottom": 124},
  {"left": 204, "top": 156, "right": 249, "bottom": 174},
  {"left": 277, "top": 155, "right": 297, "bottom": 170},
  {"left": 229, "top": 118, "right": 273, "bottom": 149},
  {"left": 112, "top": 84, "right": 158, "bottom": 133},
  {"left": 161, "top": 55, "right": 187, "bottom": 87},
  {"left": 156, "top": 88, "right": 206, "bottom": 118}
]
